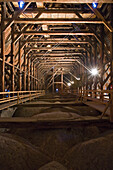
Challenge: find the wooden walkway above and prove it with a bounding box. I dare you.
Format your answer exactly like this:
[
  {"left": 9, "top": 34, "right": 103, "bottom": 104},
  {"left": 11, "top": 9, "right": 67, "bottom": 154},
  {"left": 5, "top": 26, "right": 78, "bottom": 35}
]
[{"left": 83, "top": 101, "right": 110, "bottom": 116}]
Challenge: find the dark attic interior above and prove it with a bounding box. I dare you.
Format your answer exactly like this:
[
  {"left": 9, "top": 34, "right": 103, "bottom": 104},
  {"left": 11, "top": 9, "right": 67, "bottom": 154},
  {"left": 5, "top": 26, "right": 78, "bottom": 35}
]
[{"left": 0, "top": 1, "right": 113, "bottom": 170}]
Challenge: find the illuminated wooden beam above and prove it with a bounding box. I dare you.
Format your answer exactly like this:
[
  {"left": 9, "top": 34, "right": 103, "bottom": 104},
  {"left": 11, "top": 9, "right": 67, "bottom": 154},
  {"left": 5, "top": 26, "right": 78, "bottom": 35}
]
[
  {"left": 4, "top": 0, "right": 113, "bottom": 3},
  {"left": 14, "top": 31, "right": 100, "bottom": 42},
  {"left": 31, "top": 53, "right": 84, "bottom": 56},
  {"left": 24, "top": 8, "right": 91, "bottom": 13},
  {"left": 87, "top": 3, "right": 113, "bottom": 32},
  {"left": 22, "top": 40, "right": 91, "bottom": 44},
  {"left": 3, "top": 2, "right": 31, "bottom": 32},
  {"left": 26, "top": 47, "right": 86, "bottom": 51},
  {"left": 5, "top": 18, "right": 103, "bottom": 24}
]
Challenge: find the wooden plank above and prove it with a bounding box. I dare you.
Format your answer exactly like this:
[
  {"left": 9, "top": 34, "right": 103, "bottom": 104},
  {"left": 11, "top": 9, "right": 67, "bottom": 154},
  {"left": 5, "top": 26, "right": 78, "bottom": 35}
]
[
  {"left": 27, "top": 57, "right": 30, "bottom": 90},
  {"left": 0, "top": 116, "right": 109, "bottom": 129},
  {"left": 2, "top": 0, "right": 113, "bottom": 3},
  {"left": 11, "top": 24, "right": 15, "bottom": 91},
  {"left": 24, "top": 49, "right": 27, "bottom": 91},
  {"left": 25, "top": 47, "right": 86, "bottom": 51},
  {"left": 110, "top": 4, "right": 113, "bottom": 122},
  {"left": 1, "top": 3, "right": 6, "bottom": 92},
  {"left": 5, "top": 18, "right": 103, "bottom": 24},
  {"left": 22, "top": 40, "right": 91, "bottom": 44},
  {"left": 84, "top": 101, "right": 110, "bottom": 116},
  {"left": 19, "top": 40, "right": 22, "bottom": 91}
]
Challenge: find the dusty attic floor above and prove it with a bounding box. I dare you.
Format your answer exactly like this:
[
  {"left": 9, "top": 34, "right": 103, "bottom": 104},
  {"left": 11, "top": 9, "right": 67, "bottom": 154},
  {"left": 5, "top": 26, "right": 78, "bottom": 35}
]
[{"left": 0, "top": 94, "right": 113, "bottom": 170}]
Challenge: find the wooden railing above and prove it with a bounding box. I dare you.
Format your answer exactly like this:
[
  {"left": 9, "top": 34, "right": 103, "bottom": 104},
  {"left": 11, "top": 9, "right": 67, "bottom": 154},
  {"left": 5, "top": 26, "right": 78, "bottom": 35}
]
[
  {"left": 0, "top": 90, "right": 45, "bottom": 110},
  {"left": 77, "top": 89, "right": 113, "bottom": 122},
  {"left": 78, "top": 89, "right": 112, "bottom": 103}
]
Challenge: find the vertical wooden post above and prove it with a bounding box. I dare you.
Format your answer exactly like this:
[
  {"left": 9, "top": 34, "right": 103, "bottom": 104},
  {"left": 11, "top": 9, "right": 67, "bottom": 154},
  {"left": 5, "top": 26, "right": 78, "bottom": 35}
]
[
  {"left": 52, "top": 69, "right": 54, "bottom": 93},
  {"left": 27, "top": 57, "right": 30, "bottom": 91},
  {"left": 110, "top": 4, "right": 113, "bottom": 122},
  {"left": 1, "top": 2, "right": 6, "bottom": 92},
  {"left": 24, "top": 48, "right": 27, "bottom": 91},
  {"left": 19, "top": 40, "right": 22, "bottom": 91},
  {"left": 37, "top": 70, "right": 40, "bottom": 90},
  {"left": 89, "top": 46, "right": 93, "bottom": 93},
  {"left": 94, "top": 28, "right": 97, "bottom": 98},
  {"left": 35, "top": 68, "right": 38, "bottom": 90},
  {"left": 11, "top": 24, "right": 15, "bottom": 91},
  {"left": 100, "top": 25, "right": 104, "bottom": 100},
  {"left": 33, "top": 65, "right": 36, "bottom": 90},
  {"left": 61, "top": 70, "right": 63, "bottom": 93},
  {"left": 85, "top": 50, "right": 88, "bottom": 97},
  {"left": 31, "top": 61, "right": 33, "bottom": 90}
]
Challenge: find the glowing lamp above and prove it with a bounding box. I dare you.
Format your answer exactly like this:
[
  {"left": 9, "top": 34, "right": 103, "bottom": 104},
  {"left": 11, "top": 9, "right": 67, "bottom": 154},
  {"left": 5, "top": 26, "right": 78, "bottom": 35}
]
[
  {"left": 92, "top": 2, "right": 98, "bottom": 8},
  {"left": 71, "top": 81, "right": 74, "bottom": 84},
  {"left": 18, "top": 1, "right": 24, "bottom": 9},
  {"left": 91, "top": 68, "right": 98, "bottom": 76},
  {"left": 67, "top": 83, "right": 71, "bottom": 87}
]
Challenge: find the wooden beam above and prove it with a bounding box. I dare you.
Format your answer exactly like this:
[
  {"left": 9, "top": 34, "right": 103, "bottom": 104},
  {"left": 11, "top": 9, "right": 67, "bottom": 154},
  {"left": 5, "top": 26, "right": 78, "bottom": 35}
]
[
  {"left": 14, "top": 31, "right": 101, "bottom": 42},
  {"left": 61, "top": 70, "right": 63, "bottom": 92},
  {"left": 22, "top": 40, "right": 91, "bottom": 44},
  {"left": 1, "top": 3, "right": 6, "bottom": 92},
  {"left": 24, "top": 49, "right": 27, "bottom": 91},
  {"left": 100, "top": 25, "right": 104, "bottom": 91},
  {"left": 11, "top": 24, "right": 15, "bottom": 91},
  {"left": 19, "top": 40, "right": 22, "bottom": 91},
  {"left": 87, "top": 3, "right": 113, "bottom": 32},
  {"left": 24, "top": 8, "right": 91, "bottom": 13},
  {"left": 31, "top": 52, "right": 84, "bottom": 56},
  {"left": 31, "top": 61, "right": 34, "bottom": 90},
  {"left": 5, "top": 18, "right": 103, "bottom": 24},
  {"left": 110, "top": 4, "right": 113, "bottom": 122},
  {"left": 26, "top": 47, "right": 87, "bottom": 51},
  {"left": 3, "top": 2, "right": 31, "bottom": 32},
  {"left": 2, "top": 0, "right": 113, "bottom": 3},
  {"left": 27, "top": 57, "right": 30, "bottom": 90}
]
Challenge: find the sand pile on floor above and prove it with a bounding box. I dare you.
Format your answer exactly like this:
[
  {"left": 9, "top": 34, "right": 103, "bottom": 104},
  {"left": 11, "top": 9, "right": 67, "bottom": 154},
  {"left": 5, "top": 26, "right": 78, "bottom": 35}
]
[
  {"left": 39, "top": 161, "right": 67, "bottom": 170},
  {"left": 0, "top": 133, "right": 50, "bottom": 170},
  {"left": 62, "top": 132, "right": 113, "bottom": 170},
  {"left": 10, "top": 126, "right": 100, "bottom": 161},
  {"left": 13, "top": 106, "right": 50, "bottom": 117},
  {"left": 33, "top": 111, "right": 80, "bottom": 120}
]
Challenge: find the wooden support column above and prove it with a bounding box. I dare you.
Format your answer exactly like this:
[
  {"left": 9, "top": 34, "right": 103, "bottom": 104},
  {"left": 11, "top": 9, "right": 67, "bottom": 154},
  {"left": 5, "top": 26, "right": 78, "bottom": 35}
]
[
  {"left": 94, "top": 34, "right": 97, "bottom": 91},
  {"left": 100, "top": 25, "right": 104, "bottom": 100},
  {"left": 0, "top": 2, "right": 6, "bottom": 92},
  {"left": 37, "top": 69, "right": 40, "bottom": 90},
  {"left": 100, "top": 25, "right": 104, "bottom": 90},
  {"left": 52, "top": 69, "right": 54, "bottom": 93},
  {"left": 19, "top": 40, "right": 22, "bottom": 91},
  {"left": 11, "top": 24, "right": 15, "bottom": 91},
  {"left": 24, "top": 48, "right": 27, "bottom": 91},
  {"left": 27, "top": 57, "right": 30, "bottom": 90},
  {"left": 110, "top": 4, "right": 113, "bottom": 122},
  {"left": 85, "top": 51, "right": 88, "bottom": 95},
  {"left": 35, "top": 68, "right": 38, "bottom": 90},
  {"left": 61, "top": 70, "right": 63, "bottom": 93},
  {"left": 89, "top": 46, "right": 93, "bottom": 91},
  {"left": 33, "top": 65, "right": 35, "bottom": 90},
  {"left": 31, "top": 61, "right": 33, "bottom": 90}
]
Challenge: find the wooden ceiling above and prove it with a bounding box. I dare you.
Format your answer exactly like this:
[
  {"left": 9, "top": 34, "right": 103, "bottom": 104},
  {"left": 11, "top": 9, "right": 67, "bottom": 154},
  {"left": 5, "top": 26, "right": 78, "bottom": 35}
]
[{"left": 0, "top": 1, "right": 112, "bottom": 79}]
